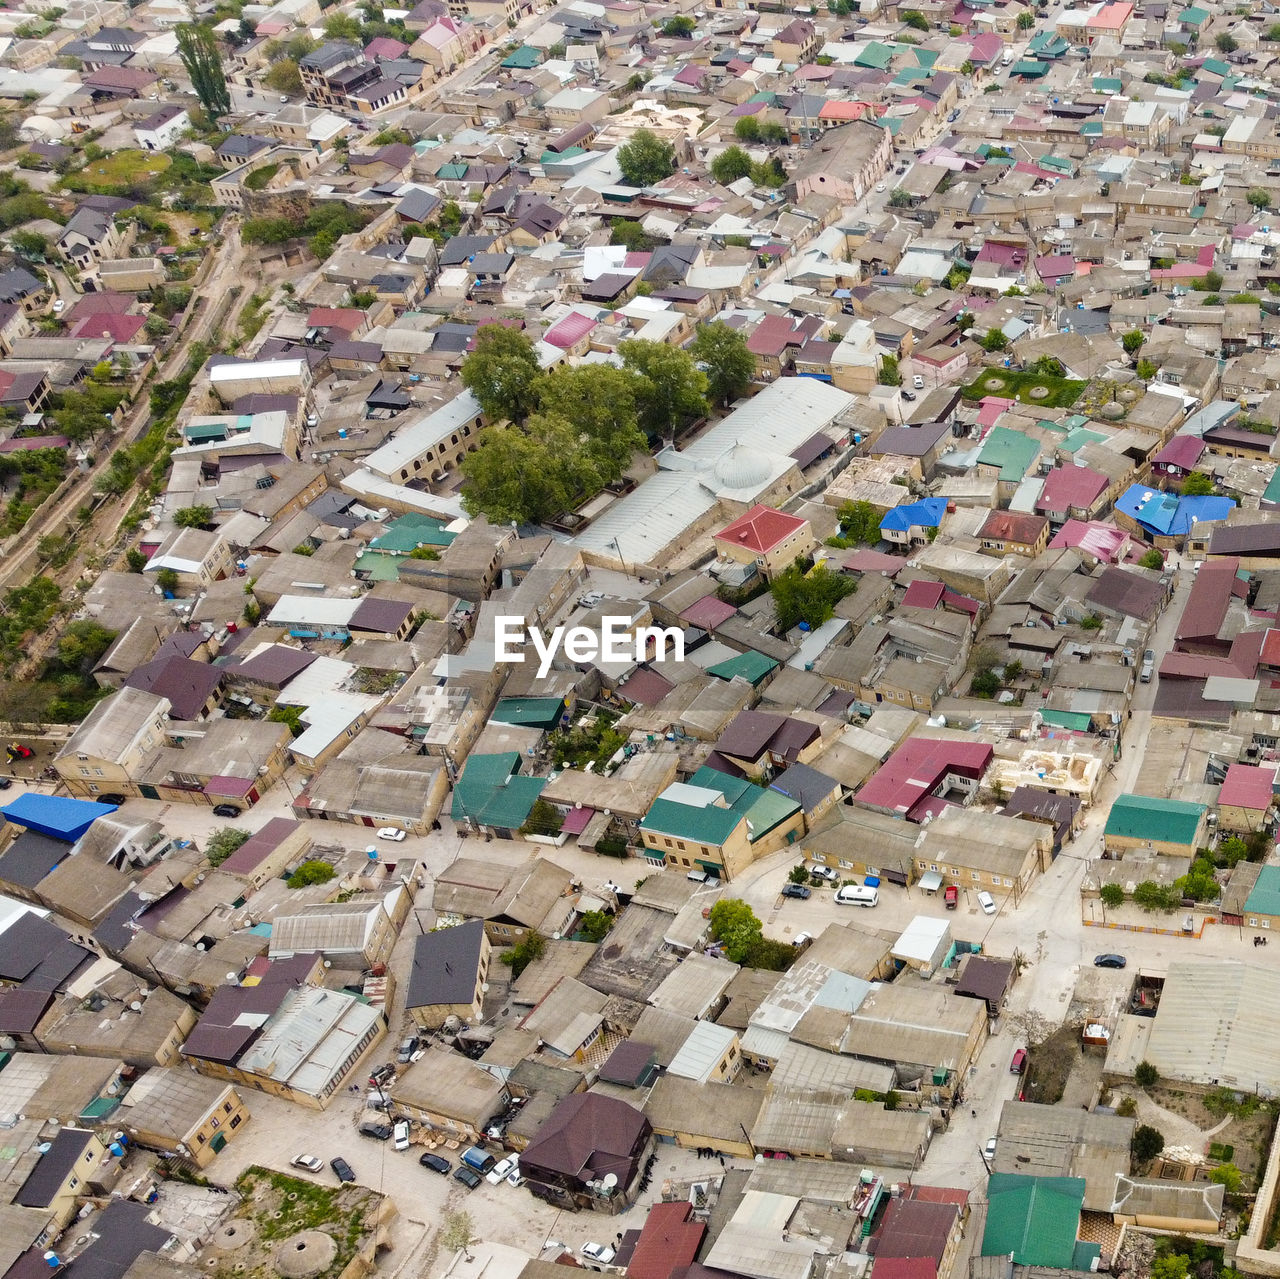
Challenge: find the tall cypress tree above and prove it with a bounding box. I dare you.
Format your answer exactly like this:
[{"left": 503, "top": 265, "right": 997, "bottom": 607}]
[{"left": 176, "top": 24, "right": 231, "bottom": 121}]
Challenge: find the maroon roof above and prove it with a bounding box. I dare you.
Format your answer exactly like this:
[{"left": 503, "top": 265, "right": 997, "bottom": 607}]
[
  {"left": 901, "top": 580, "right": 945, "bottom": 610},
  {"left": 1219, "top": 761, "right": 1275, "bottom": 811},
  {"left": 616, "top": 667, "right": 674, "bottom": 706},
  {"left": 349, "top": 596, "right": 413, "bottom": 633},
  {"left": 843, "top": 549, "right": 905, "bottom": 575},
  {"left": 124, "top": 655, "right": 222, "bottom": 720},
  {"left": 1086, "top": 566, "right": 1165, "bottom": 622},
  {"left": 875, "top": 1197, "right": 958, "bottom": 1263},
  {"left": 232, "top": 644, "right": 317, "bottom": 687},
  {"left": 222, "top": 817, "right": 303, "bottom": 875},
  {"left": 680, "top": 596, "right": 737, "bottom": 629},
  {"left": 521, "top": 1092, "right": 650, "bottom": 1184},
  {"left": 1151, "top": 434, "right": 1205, "bottom": 471},
  {"left": 1036, "top": 465, "right": 1108, "bottom": 513},
  {"left": 857, "top": 737, "right": 993, "bottom": 820},
  {"left": 717, "top": 709, "right": 787, "bottom": 761}
]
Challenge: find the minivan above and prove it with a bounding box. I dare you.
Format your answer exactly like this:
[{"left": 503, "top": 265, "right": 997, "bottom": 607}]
[
  {"left": 835, "top": 885, "right": 878, "bottom": 907},
  {"left": 1010, "top": 1047, "right": 1027, "bottom": 1075},
  {"left": 460, "top": 1145, "right": 496, "bottom": 1174}
]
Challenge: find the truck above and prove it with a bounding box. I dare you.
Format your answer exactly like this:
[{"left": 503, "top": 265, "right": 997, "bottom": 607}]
[{"left": 944, "top": 885, "right": 958, "bottom": 910}]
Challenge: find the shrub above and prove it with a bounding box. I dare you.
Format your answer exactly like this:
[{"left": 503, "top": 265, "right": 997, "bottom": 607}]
[
  {"left": 1135, "top": 1060, "right": 1159, "bottom": 1088},
  {"left": 286, "top": 859, "right": 335, "bottom": 888}
]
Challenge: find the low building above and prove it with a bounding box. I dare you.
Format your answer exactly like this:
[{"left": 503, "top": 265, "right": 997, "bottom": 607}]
[
  {"left": 268, "top": 897, "right": 400, "bottom": 972},
  {"left": 1218, "top": 762, "right": 1276, "bottom": 834},
  {"left": 643, "top": 1075, "right": 764, "bottom": 1157},
  {"left": 713, "top": 505, "right": 815, "bottom": 582},
  {"left": 405, "top": 919, "right": 491, "bottom": 1029},
  {"left": 1103, "top": 793, "right": 1208, "bottom": 857},
  {"left": 977, "top": 510, "right": 1051, "bottom": 558},
  {"left": 116, "top": 1070, "right": 249, "bottom": 1168},
  {"left": 13, "top": 1128, "right": 113, "bottom": 1233},
  {"left": 431, "top": 855, "right": 577, "bottom": 947},
  {"left": 389, "top": 1045, "right": 506, "bottom": 1141}
]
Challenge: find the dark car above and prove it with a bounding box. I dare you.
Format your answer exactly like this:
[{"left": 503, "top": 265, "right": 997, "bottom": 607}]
[
  {"left": 212, "top": 803, "right": 242, "bottom": 818},
  {"left": 330, "top": 1157, "right": 356, "bottom": 1183},
  {"left": 396, "top": 1035, "right": 419, "bottom": 1064},
  {"left": 901, "top": 389, "right": 916, "bottom": 401},
  {"left": 358, "top": 1121, "right": 392, "bottom": 1140},
  {"left": 781, "top": 883, "right": 811, "bottom": 900},
  {"left": 1094, "top": 953, "right": 1127, "bottom": 969},
  {"left": 98, "top": 793, "right": 126, "bottom": 805},
  {"left": 453, "top": 1166, "right": 482, "bottom": 1190},
  {"left": 0, "top": 778, "right": 11, "bottom": 791},
  {"left": 419, "top": 1152, "right": 451, "bottom": 1174}
]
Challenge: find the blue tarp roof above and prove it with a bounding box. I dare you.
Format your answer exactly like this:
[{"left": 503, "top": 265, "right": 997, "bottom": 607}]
[
  {"left": 881, "top": 497, "right": 947, "bottom": 532},
  {"left": 1115, "top": 485, "right": 1234, "bottom": 538},
  {"left": 1, "top": 793, "right": 118, "bottom": 842}
]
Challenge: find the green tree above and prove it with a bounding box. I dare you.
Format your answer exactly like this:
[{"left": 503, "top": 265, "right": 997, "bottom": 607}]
[
  {"left": 499, "top": 930, "right": 546, "bottom": 978},
  {"left": 690, "top": 320, "right": 754, "bottom": 407},
  {"left": 1122, "top": 330, "right": 1146, "bottom": 357},
  {"left": 708, "top": 898, "right": 763, "bottom": 963},
  {"left": 1218, "top": 835, "right": 1249, "bottom": 867},
  {"left": 1100, "top": 883, "right": 1126, "bottom": 909},
  {"left": 125, "top": 548, "right": 147, "bottom": 573},
  {"left": 155, "top": 568, "right": 179, "bottom": 594},
  {"left": 618, "top": 338, "right": 708, "bottom": 437},
  {"left": 1201, "top": 268, "right": 1224, "bottom": 292},
  {"left": 268, "top": 704, "right": 305, "bottom": 737},
  {"left": 440, "top": 1212, "right": 478, "bottom": 1263},
  {"left": 1210, "top": 1162, "right": 1243, "bottom": 1193},
  {"left": 1215, "top": 31, "right": 1238, "bottom": 51},
  {"left": 661, "top": 14, "right": 694, "bottom": 35},
  {"left": 206, "top": 827, "right": 251, "bottom": 867},
  {"left": 734, "top": 115, "right": 761, "bottom": 142},
  {"left": 1247, "top": 187, "right": 1271, "bottom": 210},
  {"left": 902, "top": 9, "right": 929, "bottom": 27},
  {"left": 1181, "top": 471, "right": 1215, "bottom": 496},
  {"left": 710, "top": 145, "right": 753, "bottom": 185},
  {"left": 788, "top": 864, "right": 810, "bottom": 884},
  {"left": 771, "top": 561, "right": 856, "bottom": 631},
  {"left": 878, "top": 353, "right": 903, "bottom": 386},
  {"left": 579, "top": 910, "right": 613, "bottom": 942},
  {"left": 1139, "top": 548, "right": 1163, "bottom": 569},
  {"left": 1017, "top": 9, "right": 1034, "bottom": 26},
  {"left": 1135, "top": 1060, "right": 1159, "bottom": 1088},
  {"left": 536, "top": 363, "right": 646, "bottom": 471},
  {"left": 1132, "top": 1123, "right": 1165, "bottom": 1165},
  {"left": 287, "top": 859, "right": 336, "bottom": 888},
  {"left": 1175, "top": 855, "right": 1219, "bottom": 902},
  {"left": 460, "top": 323, "right": 542, "bottom": 423},
  {"left": 1150, "top": 1256, "right": 1188, "bottom": 1279},
  {"left": 263, "top": 57, "right": 302, "bottom": 95},
  {"left": 981, "top": 329, "right": 1009, "bottom": 352},
  {"left": 173, "top": 504, "right": 212, "bottom": 529},
  {"left": 609, "top": 218, "right": 664, "bottom": 253},
  {"left": 9, "top": 229, "right": 46, "bottom": 259},
  {"left": 1136, "top": 357, "right": 1158, "bottom": 380},
  {"left": 834, "top": 500, "right": 883, "bottom": 546},
  {"left": 888, "top": 188, "right": 913, "bottom": 208},
  {"left": 176, "top": 24, "right": 231, "bottom": 120},
  {"left": 460, "top": 413, "right": 607, "bottom": 525},
  {"left": 520, "top": 797, "right": 563, "bottom": 837},
  {"left": 617, "top": 127, "right": 676, "bottom": 187},
  {"left": 56, "top": 619, "right": 115, "bottom": 673},
  {"left": 323, "top": 11, "right": 362, "bottom": 37}
]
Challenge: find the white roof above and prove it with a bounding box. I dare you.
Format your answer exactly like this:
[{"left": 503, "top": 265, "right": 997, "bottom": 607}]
[
  {"left": 363, "top": 389, "right": 483, "bottom": 478},
  {"left": 266, "top": 596, "right": 360, "bottom": 628},
  {"left": 209, "top": 358, "right": 307, "bottom": 383},
  {"left": 667, "top": 1020, "right": 739, "bottom": 1083},
  {"left": 892, "top": 914, "right": 951, "bottom": 964}
]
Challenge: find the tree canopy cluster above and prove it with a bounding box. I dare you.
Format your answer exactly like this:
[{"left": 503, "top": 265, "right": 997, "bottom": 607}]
[{"left": 458, "top": 323, "right": 752, "bottom": 525}]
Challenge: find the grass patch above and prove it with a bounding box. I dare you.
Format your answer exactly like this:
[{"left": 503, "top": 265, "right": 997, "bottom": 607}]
[
  {"left": 67, "top": 149, "right": 171, "bottom": 192},
  {"left": 244, "top": 163, "right": 280, "bottom": 192},
  {"left": 959, "top": 368, "right": 1087, "bottom": 408}
]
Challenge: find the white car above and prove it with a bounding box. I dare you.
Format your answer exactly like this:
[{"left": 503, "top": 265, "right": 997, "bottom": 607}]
[
  {"left": 52, "top": 300, "right": 63, "bottom": 312},
  {"left": 875, "top": 181, "right": 886, "bottom": 192},
  {"left": 291, "top": 1154, "right": 324, "bottom": 1172},
  {"left": 977, "top": 890, "right": 997, "bottom": 915},
  {"left": 487, "top": 1156, "right": 516, "bottom": 1185},
  {"left": 912, "top": 374, "right": 925, "bottom": 389},
  {"left": 984, "top": 1137, "right": 997, "bottom": 1159},
  {"left": 279, "top": 94, "right": 289, "bottom": 102},
  {"left": 377, "top": 827, "right": 406, "bottom": 841},
  {"left": 393, "top": 1121, "right": 410, "bottom": 1151},
  {"left": 581, "top": 1243, "right": 616, "bottom": 1265},
  {"left": 808, "top": 864, "right": 838, "bottom": 882}
]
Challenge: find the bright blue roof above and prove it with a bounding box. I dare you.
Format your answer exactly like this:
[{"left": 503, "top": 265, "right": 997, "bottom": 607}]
[
  {"left": 881, "top": 497, "right": 948, "bottom": 532},
  {"left": 1115, "top": 485, "right": 1235, "bottom": 538},
  {"left": 1, "top": 793, "right": 117, "bottom": 842}
]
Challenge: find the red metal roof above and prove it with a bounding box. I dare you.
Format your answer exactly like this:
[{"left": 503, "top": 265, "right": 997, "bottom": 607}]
[
  {"left": 1219, "top": 761, "right": 1276, "bottom": 811},
  {"left": 627, "top": 1203, "right": 705, "bottom": 1279},
  {"left": 1037, "top": 466, "right": 1108, "bottom": 513},
  {"left": 715, "top": 503, "right": 807, "bottom": 555},
  {"left": 901, "top": 580, "right": 945, "bottom": 610},
  {"left": 680, "top": 595, "right": 738, "bottom": 629},
  {"left": 544, "top": 311, "right": 598, "bottom": 348},
  {"left": 857, "top": 737, "right": 994, "bottom": 820}
]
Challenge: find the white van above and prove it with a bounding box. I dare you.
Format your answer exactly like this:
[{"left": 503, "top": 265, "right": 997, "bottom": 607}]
[{"left": 835, "top": 885, "right": 879, "bottom": 907}]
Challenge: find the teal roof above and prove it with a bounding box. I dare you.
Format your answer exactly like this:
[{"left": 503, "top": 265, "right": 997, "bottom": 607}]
[
  {"left": 541, "top": 146, "right": 586, "bottom": 162},
  {"left": 983, "top": 1174, "right": 1086, "bottom": 1267},
  {"left": 854, "top": 40, "right": 894, "bottom": 68},
  {"left": 1263, "top": 468, "right": 1280, "bottom": 504},
  {"left": 977, "top": 426, "right": 1039, "bottom": 481},
  {"left": 1081, "top": 121, "right": 1103, "bottom": 136},
  {"left": 491, "top": 697, "right": 566, "bottom": 729},
  {"left": 892, "top": 66, "right": 931, "bottom": 85},
  {"left": 747, "top": 91, "right": 777, "bottom": 104},
  {"left": 707, "top": 650, "right": 778, "bottom": 684},
  {"left": 368, "top": 512, "right": 455, "bottom": 554},
  {"left": 1178, "top": 5, "right": 1208, "bottom": 22},
  {"left": 184, "top": 423, "right": 228, "bottom": 442},
  {"left": 912, "top": 47, "right": 938, "bottom": 67},
  {"left": 1061, "top": 426, "right": 1105, "bottom": 452},
  {"left": 437, "top": 163, "right": 468, "bottom": 180},
  {"left": 640, "top": 796, "right": 742, "bottom": 846},
  {"left": 501, "top": 45, "right": 541, "bottom": 67},
  {"left": 1038, "top": 154, "right": 1074, "bottom": 174},
  {"left": 1029, "top": 31, "right": 1069, "bottom": 56},
  {"left": 1039, "top": 710, "right": 1093, "bottom": 731},
  {"left": 684, "top": 764, "right": 802, "bottom": 842},
  {"left": 1093, "top": 75, "right": 1122, "bottom": 92},
  {"left": 1244, "top": 865, "right": 1280, "bottom": 917},
  {"left": 1011, "top": 59, "right": 1049, "bottom": 77},
  {"left": 1105, "top": 793, "right": 1205, "bottom": 845},
  {"left": 451, "top": 752, "right": 546, "bottom": 830},
  {"left": 880, "top": 115, "right": 904, "bottom": 136},
  {"left": 1037, "top": 418, "right": 1069, "bottom": 434},
  {"left": 1201, "top": 56, "right": 1230, "bottom": 76}
]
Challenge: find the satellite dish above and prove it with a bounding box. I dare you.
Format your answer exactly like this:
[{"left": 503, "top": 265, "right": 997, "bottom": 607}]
[
  {"left": 602, "top": 1173, "right": 618, "bottom": 1189},
  {"left": 129, "top": 1001, "right": 142, "bottom": 1012}
]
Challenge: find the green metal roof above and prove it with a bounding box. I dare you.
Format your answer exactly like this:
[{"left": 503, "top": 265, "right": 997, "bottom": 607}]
[
  {"left": 913, "top": 47, "right": 938, "bottom": 67},
  {"left": 1104, "top": 793, "right": 1205, "bottom": 845},
  {"left": 854, "top": 40, "right": 894, "bottom": 68},
  {"left": 707, "top": 650, "right": 778, "bottom": 684},
  {"left": 1029, "top": 31, "right": 1069, "bottom": 55},
  {"left": 688, "top": 765, "right": 753, "bottom": 810},
  {"left": 184, "top": 423, "right": 228, "bottom": 442},
  {"left": 1201, "top": 57, "right": 1230, "bottom": 76},
  {"left": 1081, "top": 121, "right": 1103, "bottom": 136},
  {"left": 977, "top": 426, "right": 1039, "bottom": 481},
  {"left": 1011, "top": 59, "right": 1049, "bottom": 77},
  {"left": 1263, "top": 468, "right": 1280, "bottom": 504},
  {"left": 437, "top": 163, "right": 468, "bottom": 181},
  {"left": 1093, "top": 75, "right": 1122, "bottom": 92},
  {"left": 501, "top": 45, "right": 541, "bottom": 67},
  {"left": 892, "top": 66, "right": 931, "bottom": 85},
  {"left": 1061, "top": 426, "right": 1105, "bottom": 453},
  {"left": 1038, "top": 155, "right": 1074, "bottom": 174},
  {"left": 368, "top": 512, "right": 455, "bottom": 554},
  {"left": 491, "top": 697, "right": 566, "bottom": 729},
  {"left": 1039, "top": 710, "right": 1092, "bottom": 731},
  {"left": 1244, "top": 865, "right": 1280, "bottom": 917},
  {"left": 747, "top": 91, "right": 777, "bottom": 104},
  {"left": 743, "top": 786, "right": 801, "bottom": 840},
  {"left": 983, "top": 1174, "right": 1087, "bottom": 1267},
  {"left": 451, "top": 752, "right": 546, "bottom": 830},
  {"left": 640, "top": 796, "right": 742, "bottom": 846},
  {"left": 1178, "top": 5, "right": 1208, "bottom": 23}
]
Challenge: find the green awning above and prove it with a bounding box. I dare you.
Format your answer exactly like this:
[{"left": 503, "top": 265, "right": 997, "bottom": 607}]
[{"left": 1039, "top": 710, "right": 1092, "bottom": 731}]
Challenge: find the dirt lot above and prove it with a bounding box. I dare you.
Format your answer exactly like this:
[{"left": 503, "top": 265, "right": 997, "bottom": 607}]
[
  {"left": 1144, "top": 1086, "right": 1278, "bottom": 1183},
  {"left": 1022, "top": 1026, "right": 1083, "bottom": 1106}
]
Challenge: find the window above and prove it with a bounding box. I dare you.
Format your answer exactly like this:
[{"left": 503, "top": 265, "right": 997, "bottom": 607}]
[
  {"left": 80, "top": 768, "right": 90, "bottom": 777},
  {"left": 681, "top": 857, "right": 691, "bottom": 867},
  {"left": 971, "top": 871, "right": 980, "bottom": 881},
  {"left": 70, "top": 1177, "right": 78, "bottom": 1190},
  {"left": 664, "top": 837, "right": 673, "bottom": 849},
  {"left": 94, "top": 768, "right": 103, "bottom": 777},
  {"left": 918, "top": 860, "right": 928, "bottom": 870},
  {"left": 865, "top": 866, "right": 879, "bottom": 876},
  {"left": 196, "top": 1133, "right": 206, "bottom": 1145},
  {"left": 838, "top": 860, "right": 853, "bottom": 870},
  {"left": 676, "top": 840, "right": 686, "bottom": 851},
  {"left": 929, "top": 864, "right": 939, "bottom": 872},
  {"left": 992, "top": 875, "right": 1001, "bottom": 884}
]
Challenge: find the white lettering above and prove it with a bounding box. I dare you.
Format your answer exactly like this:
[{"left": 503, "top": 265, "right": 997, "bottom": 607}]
[
  {"left": 562, "top": 626, "right": 595, "bottom": 662},
  {"left": 529, "top": 625, "right": 564, "bottom": 679},
  {"left": 600, "top": 616, "right": 632, "bottom": 662},
  {"left": 494, "top": 617, "right": 526, "bottom": 660},
  {"left": 635, "top": 625, "right": 685, "bottom": 664}
]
